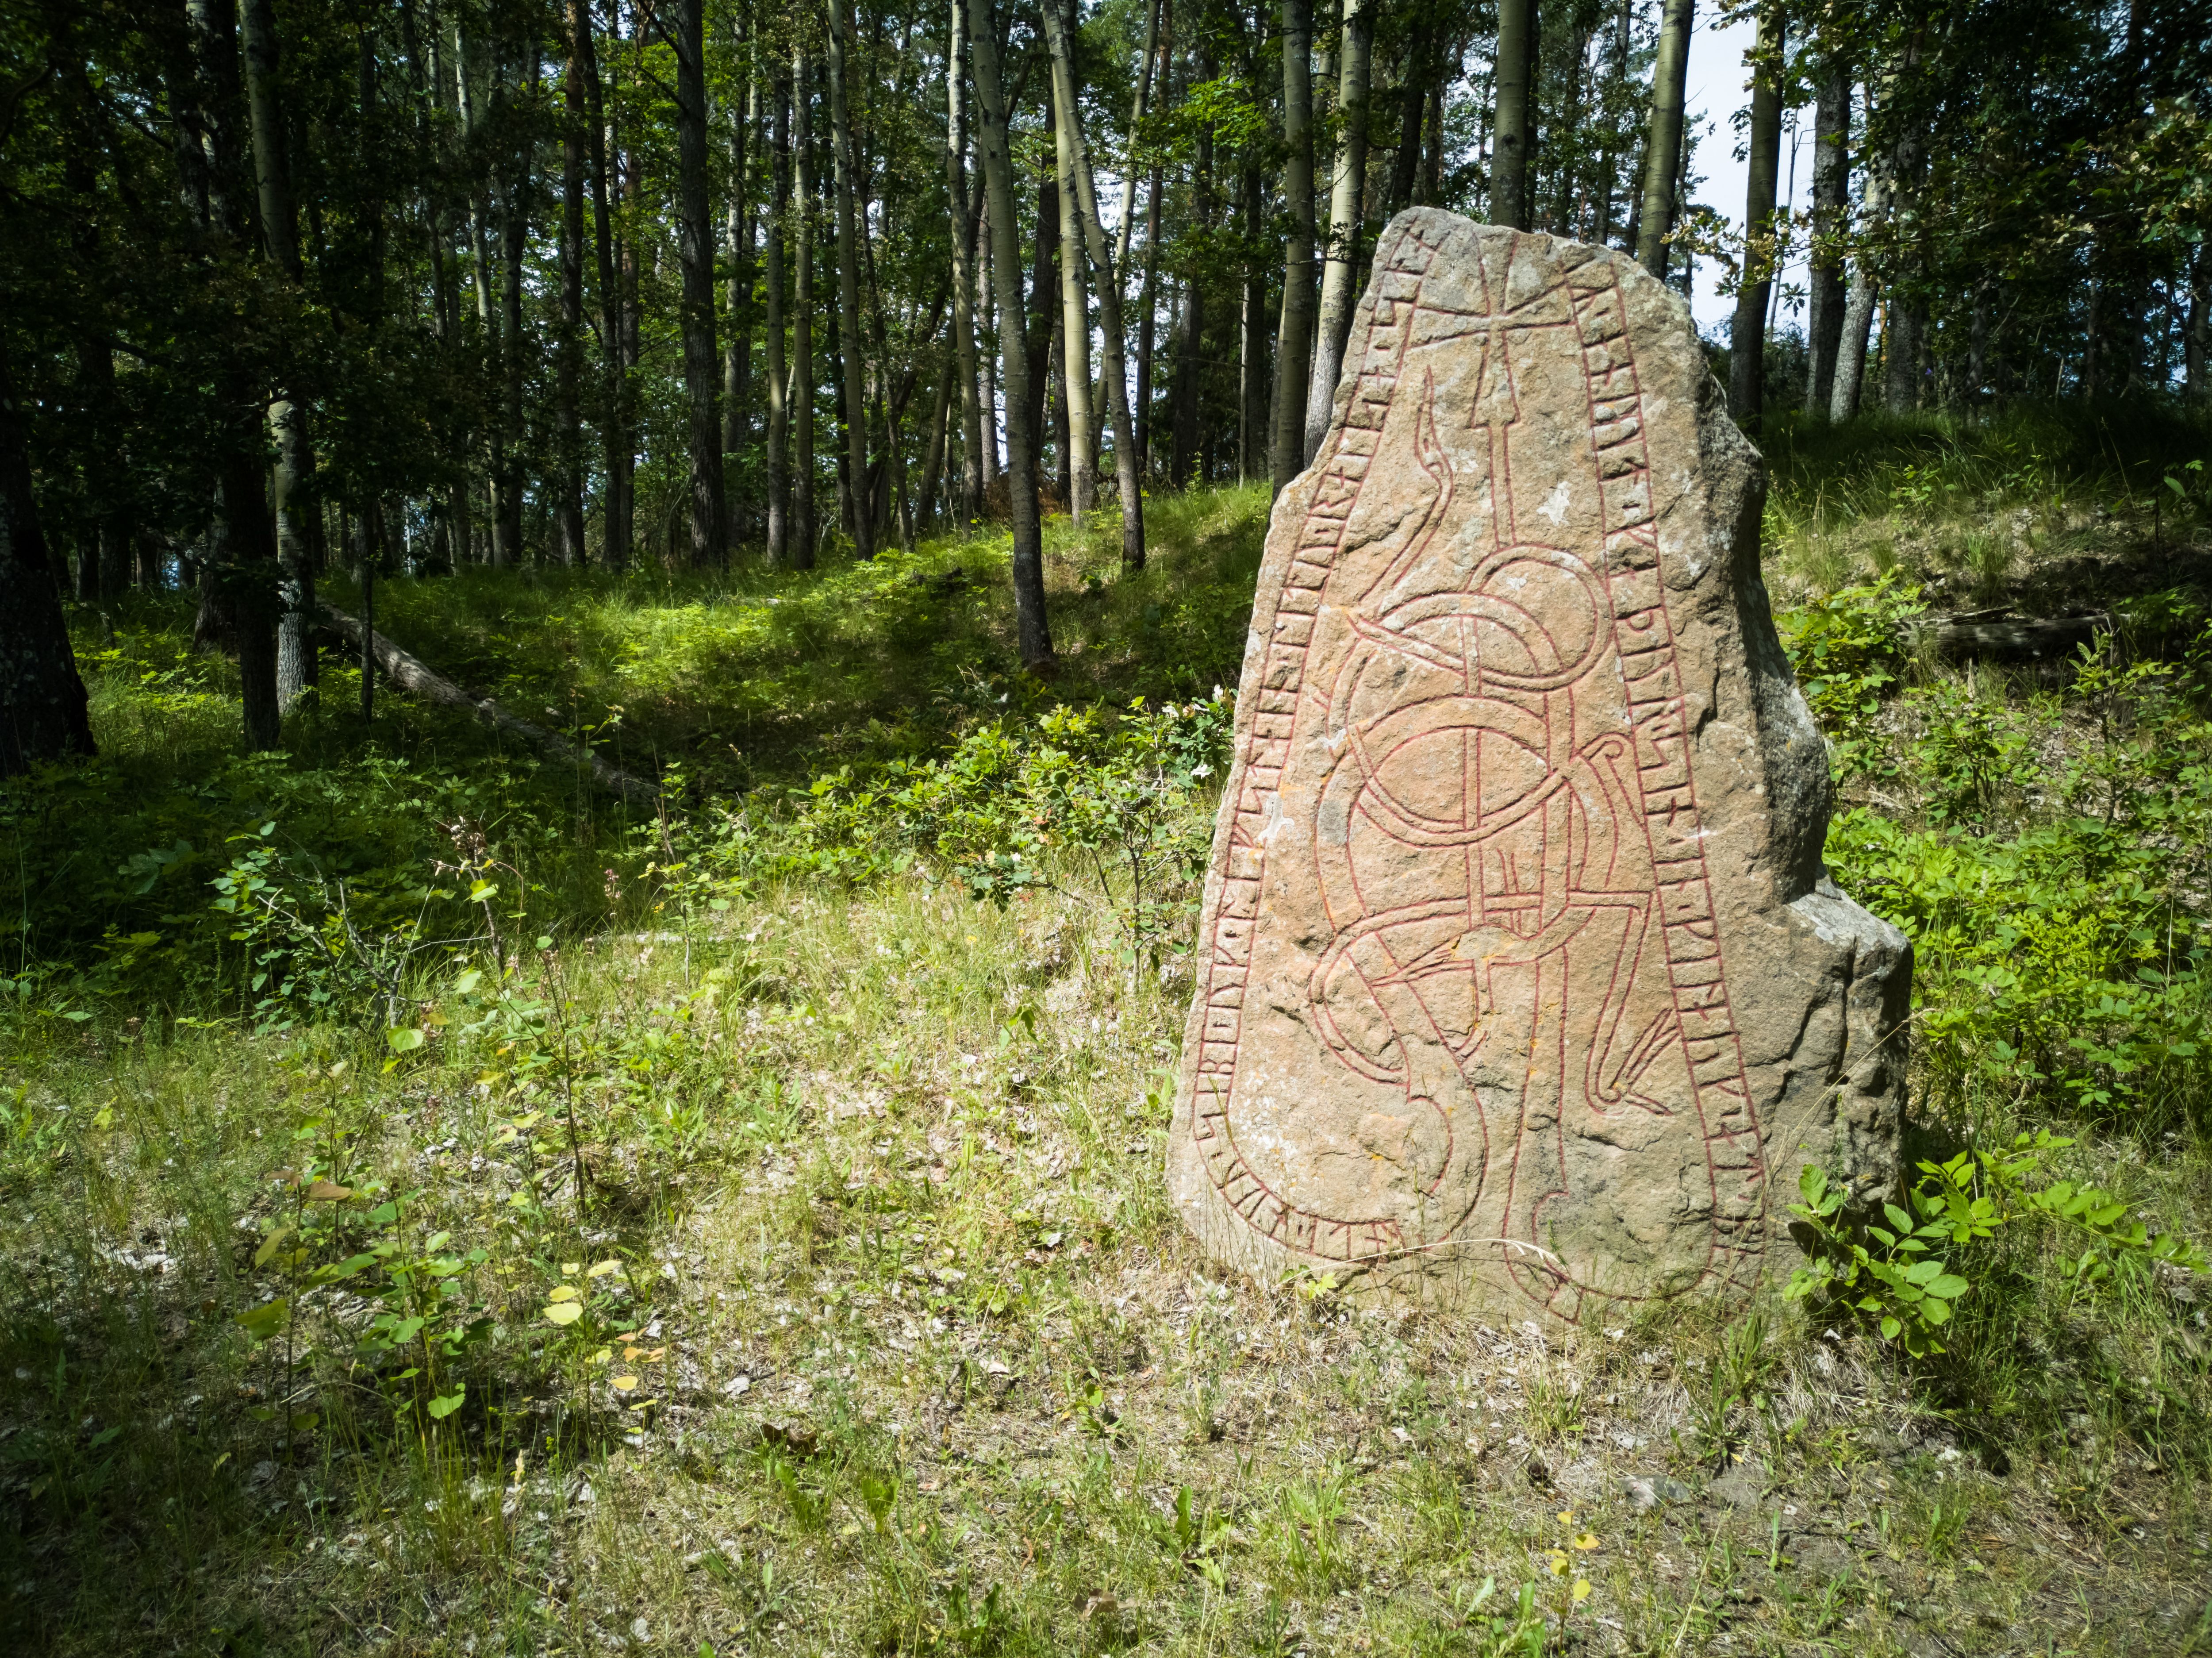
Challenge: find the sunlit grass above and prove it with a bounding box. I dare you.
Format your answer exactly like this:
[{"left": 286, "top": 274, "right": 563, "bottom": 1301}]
[{"left": 10, "top": 417, "right": 2212, "bottom": 1653}]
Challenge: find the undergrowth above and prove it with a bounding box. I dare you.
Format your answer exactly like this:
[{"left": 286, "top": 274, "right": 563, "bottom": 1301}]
[{"left": 5, "top": 408, "right": 2212, "bottom": 1655}]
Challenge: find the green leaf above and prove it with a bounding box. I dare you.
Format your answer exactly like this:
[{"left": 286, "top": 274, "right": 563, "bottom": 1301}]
[
  {"left": 1879, "top": 1315, "right": 1902, "bottom": 1341},
  {"left": 387, "top": 1027, "right": 426, "bottom": 1053},
  {"left": 1924, "top": 1274, "right": 1971, "bottom": 1300},
  {"left": 253, "top": 1223, "right": 296, "bottom": 1269},
  {"left": 236, "top": 1298, "right": 290, "bottom": 1341},
  {"left": 426, "top": 1387, "right": 465, "bottom": 1420}
]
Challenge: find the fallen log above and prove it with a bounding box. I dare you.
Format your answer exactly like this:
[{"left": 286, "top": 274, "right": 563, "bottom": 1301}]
[
  {"left": 1909, "top": 610, "right": 2110, "bottom": 661},
  {"left": 317, "top": 602, "right": 661, "bottom": 806}
]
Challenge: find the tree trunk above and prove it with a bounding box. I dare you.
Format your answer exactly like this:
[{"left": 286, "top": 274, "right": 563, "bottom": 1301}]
[
  {"left": 1114, "top": 0, "right": 1161, "bottom": 289},
  {"left": 1269, "top": 0, "right": 1315, "bottom": 496},
  {"left": 0, "top": 333, "right": 96, "bottom": 775},
  {"left": 189, "top": 0, "right": 280, "bottom": 749},
  {"left": 1240, "top": 162, "right": 1265, "bottom": 485},
  {"left": 1879, "top": 47, "right": 1924, "bottom": 415},
  {"left": 724, "top": 61, "right": 758, "bottom": 539},
  {"left": 792, "top": 45, "right": 817, "bottom": 568},
  {"left": 977, "top": 196, "right": 1000, "bottom": 488},
  {"left": 268, "top": 398, "right": 317, "bottom": 703},
  {"left": 2185, "top": 242, "right": 2208, "bottom": 400},
  {"left": 577, "top": 4, "right": 628, "bottom": 568},
  {"left": 1305, "top": 0, "right": 1370, "bottom": 463},
  {"left": 1041, "top": 0, "right": 1144, "bottom": 567},
  {"left": 766, "top": 73, "right": 792, "bottom": 565},
  {"left": 1135, "top": 161, "right": 1161, "bottom": 486},
  {"left": 320, "top": 601, "right": 657, "bottom": 803},
  {"left": 1594, "top": 0, "right": 1632, "bottom": 242},
  {"left": 1170, "top": 282, "right": 1201, "bottom": 489},
  {"left": 917, "top": 353, "right": 953, "bottom": 532},
  {"left": 1804, "top": 61, "right": 1850, "bottom": 416},
  {"left": 556, "top": 0, "right": 590, "bottom": 566},
  {"left": 59, "top": 104, "right": 135, "bottom": 605},
  {"left": 945, "top": 0, "right": 985, "bottom": 528},
  {"left": 1048, "top": 331, "right": 1072, "bottom": 506},
  {"left": 968, "top": 0, "right": 1052, "bottom": 666},
  {"left": 1832, "top": 272, "right": 1878, "bottom": 420},
  {"left": 1634, "top": 0, "right": 1693, "bottom": 275},
  {"left": 468, "top": 35, "right": 508, "bottom": 565},
  {"left": 826, "top": 0, "right": 872, "bottom": 559},
  {"left": 242, "top": 0, "right": 317, "bottom": 707},
  {"left": 240, "top": 0, "right": 297, "bottom": 273},
  {"left": 1830, "top": 80, "right": 1886, "bottom": 421},
  {"left": 1490, "top": 0, "right": 1535, "bottom": 230},
  {"left": 1026, "top": 176, "right": 1057, "bottom": 480},
  {"left": 494, "top": 43, "right": 537, "bottom": 567},
  {"left": 1387, "top": 43, "right": 1422, "bottom": 217},
  {"left": 1727, "top": 4, "right": 1785, "bottom": 426},
  {"left": 1884, "top": 304, "right": 1924, "bottom": 413},
  {"left": 673, "top": 0, "right": 725, "bottom": 565},
  {"left": 1420, "top": 74, "right": 1444, "bottom": 205},
  {"left": 1050, "top": 90, "right": 1095, "bottom": 523}
]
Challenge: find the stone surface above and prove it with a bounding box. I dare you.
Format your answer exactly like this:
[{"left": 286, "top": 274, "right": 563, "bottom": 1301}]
[{"left": 1168, "top": 210, "right": 1909, "bottom": 1323}]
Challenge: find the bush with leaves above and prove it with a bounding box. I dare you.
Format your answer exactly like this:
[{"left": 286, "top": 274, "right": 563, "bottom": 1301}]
[
  {"left": 1786, "top": 1132, "right": 2206, "bottom": 1358},
  {"left": 695, "top": 695, "right": 1231, "bottom": 977},
  {"left": 1775, "top": 573, "right": 1929, "bottom": 782}
]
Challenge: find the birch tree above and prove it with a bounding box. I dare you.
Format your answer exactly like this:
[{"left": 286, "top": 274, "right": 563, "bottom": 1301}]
[
  {"left": 826, "top": 0, "right": 873, "bottom": 558},
  {"left": 968, "top": 0, "right": 1052, "bottom": 666},
  {"left": 1041, "top": 0, "right": 1145, "bottom": 568},
  {"left": 1727, "top": 4, "right": 1785, "bottom": 425},
  {"left": 1635, "top": 0, "right": 1692, "bottom": 275},
  {"left": 1305, "top": 0, "right": 1371, "bottom": 464},
  {"left": 1268, "top": 0, "right": 1316, "bottom": 496}
]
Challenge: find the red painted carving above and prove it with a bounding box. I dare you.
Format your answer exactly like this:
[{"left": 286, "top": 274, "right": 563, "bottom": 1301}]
[{"left": 1185, "top": 221, "right": 1766, "bottom": 1320}]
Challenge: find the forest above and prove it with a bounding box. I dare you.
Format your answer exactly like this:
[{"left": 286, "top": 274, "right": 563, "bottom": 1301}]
[{"left": 1, "top": 0, "right": 2211, "bottom": 1650}]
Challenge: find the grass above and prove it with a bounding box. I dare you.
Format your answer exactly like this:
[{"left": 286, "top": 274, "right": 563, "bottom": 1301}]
[{"left": 5, "top": 404, "right": 2212, "bottom": 1655}]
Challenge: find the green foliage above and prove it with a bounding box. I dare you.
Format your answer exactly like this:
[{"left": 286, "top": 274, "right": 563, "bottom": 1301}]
[
  {"left": 1786, "top": 1135, "right": 2206, "bottom": 1357},
  {"left": 1774, "top": 573, "right": 1927, "bottom": 780},
  {"left": 702, "top": 694, "right": 1231, "bottom": 979}
]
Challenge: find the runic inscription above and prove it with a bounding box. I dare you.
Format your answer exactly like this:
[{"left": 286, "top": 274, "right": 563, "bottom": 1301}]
[{"left": 1168, "top": 212, "right": 1909, "bottom": 1322}]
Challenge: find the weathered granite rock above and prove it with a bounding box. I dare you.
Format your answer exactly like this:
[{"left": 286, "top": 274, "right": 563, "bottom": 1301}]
[{"left": 1168, "top": 210, "right": 1909, "bottom": 1323}]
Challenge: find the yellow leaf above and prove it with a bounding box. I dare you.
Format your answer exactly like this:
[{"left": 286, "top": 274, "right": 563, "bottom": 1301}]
[
  {"left": 1555, "top": 1509, "right": 1577, "bottom": 1525},
  {"left": 1547, "top": 1551, "right": 1570, "bottom": 1576},
  {"left": 560, "top": 1262, "right": 581, "bottom": 1276},
  {"left": 612, "top": 1375, "right": 639, "bottom": 1391},
  {"left": 1571, "top": 1579, "right": 1593, "bottom": 1604},
  {"left": 547, "top": 1285, "right": 581, "bottom": 1303},
  {"left": 588, "top": 1259, "right": 622, "bottom": 1278},
  {"left": 253, "top": 1224, "right": 296, "bottom": 1269},
  {"left": 623, "top": 1345, "right": 641, "bottom": 1361},
  {"left": 590, "top": 1347, "right": 612, "bottom": 1365},
  {"left": 542, "top": 1302, "right": 584, "bottom": 1326},
  {"left": 1573, "top": 1532, "right": 1600, "bottom": 1551}
]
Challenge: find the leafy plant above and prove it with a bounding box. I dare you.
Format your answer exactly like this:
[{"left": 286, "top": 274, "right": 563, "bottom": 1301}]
[
  {"left": 1786, "top": 1134, "right": 2206, "bottom": 1356},
  {"left": 1776, "top": 573, "right": 1929, "bottom": 782}
]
